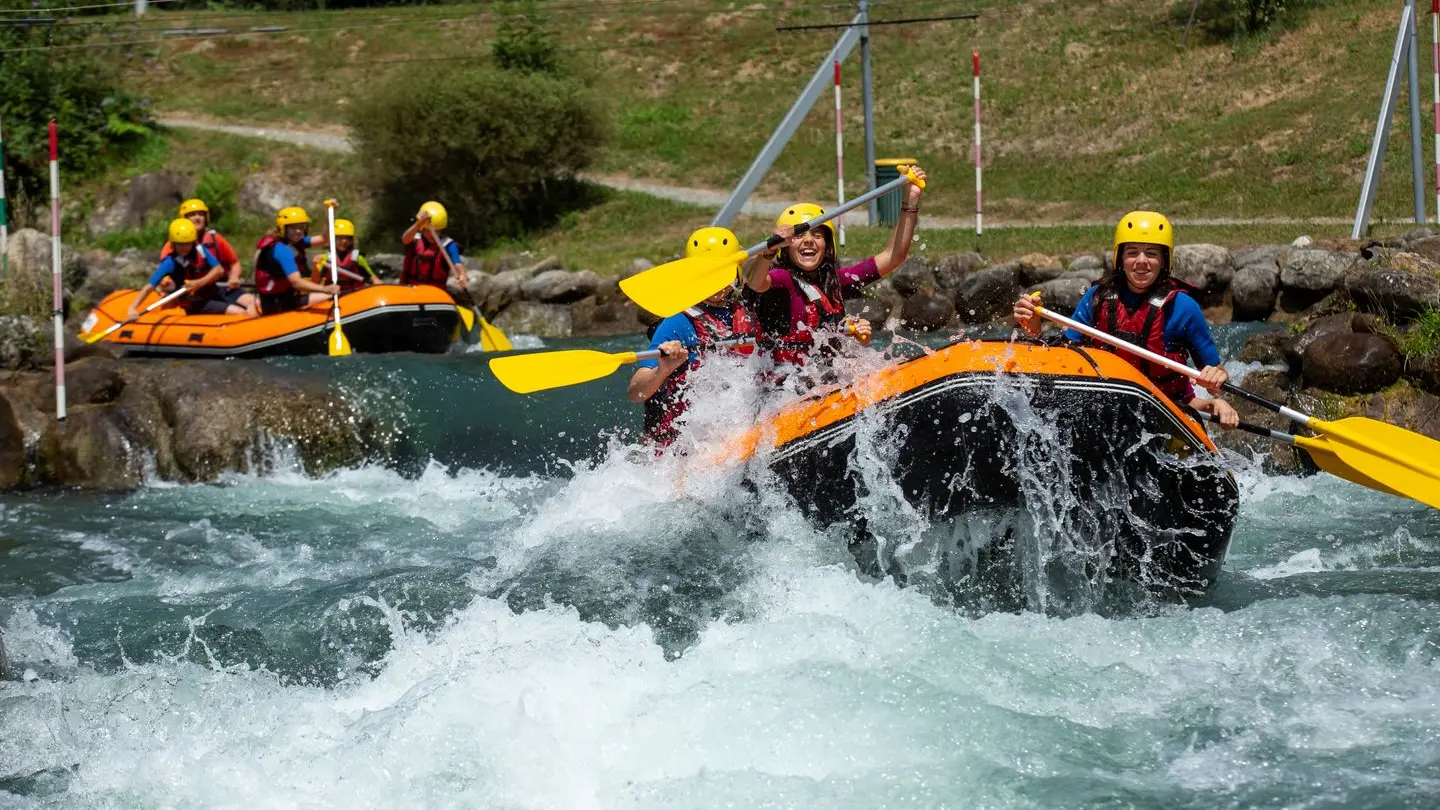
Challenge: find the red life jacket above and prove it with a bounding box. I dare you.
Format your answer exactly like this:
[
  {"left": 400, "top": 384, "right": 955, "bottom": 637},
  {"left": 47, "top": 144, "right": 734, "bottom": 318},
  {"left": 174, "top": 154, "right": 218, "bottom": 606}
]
[
  {"left": 160, "top": 244, "right": 218, "bottom": 299},
  {"left": 1089, "top": 280, "right": 1193, "bottom": 402},
  {"left": 761, "top": 273, "right": 847, "bottom": 367},
  {"left": 315, "top": 250, "right": 368, "bottom": 292},
  {"left": 254, "top": 235, "right": 307, "bottom": 296},
  {"left": 402, "top": 235, "right": 455, "bottom": 286},
  {"left": 643, "top": 304, "right": 754, "bottom": 448}
]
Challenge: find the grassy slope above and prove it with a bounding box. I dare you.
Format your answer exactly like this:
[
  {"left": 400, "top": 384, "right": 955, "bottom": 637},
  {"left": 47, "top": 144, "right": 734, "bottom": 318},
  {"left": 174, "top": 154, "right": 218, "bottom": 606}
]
[{"left": 74, "top": 0, "right": 1426, "bottom": 272}]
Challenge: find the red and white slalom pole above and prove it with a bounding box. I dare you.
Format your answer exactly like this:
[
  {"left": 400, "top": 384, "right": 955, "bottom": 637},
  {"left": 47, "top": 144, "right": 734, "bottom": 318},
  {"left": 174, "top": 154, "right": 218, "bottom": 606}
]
[
  {"left": 834, "top": 59, "right": 846, "bottom": 249},
  {"left": 973, "top": 50, "right": 983, "bottom": 236},
  {"left": 1432, "top": 0, "right": 1438, "bottom": 224},
  {"left": 49, "top": 119, "right": 66, "bottom": 422},
  {"left": 0, "top": 112, "right": 9, "bottom": 278}
]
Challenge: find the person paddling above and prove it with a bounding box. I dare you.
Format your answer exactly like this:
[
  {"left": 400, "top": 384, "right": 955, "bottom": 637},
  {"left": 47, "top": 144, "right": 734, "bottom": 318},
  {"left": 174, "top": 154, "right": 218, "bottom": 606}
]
[
  {"left": 253, "top": 205, "right": 342, "bottom": 316},
  {"left": 400, "top": 201, "right": 468, "bottom": 289},
  {"left": 312, "top": 218, "right": 379, "bottom": 292},
  {"left": 628, "top": 228, "right": 756, "bottom": 448},
  {"left": 1012, "top": 210, "right": 1239, "bottom": 428},
  {"left": 742, "top": 165, "right": 927, "bottom": 373},
  {"left": 128, "top": 218, "right": 232, "bottom": 318},
  {"left": 161, "top": 198, "right": 258, "bottom": 316}
]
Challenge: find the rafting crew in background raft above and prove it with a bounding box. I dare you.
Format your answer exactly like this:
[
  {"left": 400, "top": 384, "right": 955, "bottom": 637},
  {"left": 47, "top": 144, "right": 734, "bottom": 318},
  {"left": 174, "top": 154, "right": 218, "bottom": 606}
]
[
  {"left": 629, "top": 227, "right": 756, "bottom": 448},
  {"left": 741, "top": 165, "right": 928, "bottom": 376},
  {"left": 1013, "top": 210, "right": 1240, "bottom": 428}
]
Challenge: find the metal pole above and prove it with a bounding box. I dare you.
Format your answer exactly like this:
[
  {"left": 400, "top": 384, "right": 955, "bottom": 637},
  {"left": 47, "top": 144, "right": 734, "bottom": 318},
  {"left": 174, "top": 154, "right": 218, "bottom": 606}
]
[
  {"left": 1409, "top": 0, "right": 1428, "bottom": 224},
  {"left": 49, "top": 119, "right": 66, "bottom": 422},
  {"left": 973, "top": 50, "right": 983, "bottom": 236},
  {"left": 0, "top": 112, "right": 8, "bottom": 279},
  {"left": 860, "top": 0, "right": 877, "bottom": 226},
  {"left": 834, "top": 60, "right": 846, "bottom": 248},
  {"left": 1354, "top": 4, "right": 1415, "bottom": 238},
  {"left": 1433, "top": 0, "right": 1439, "bottom": 223},
  {"left": 136, "top": 0, "right": 147, "bottom": 16}
]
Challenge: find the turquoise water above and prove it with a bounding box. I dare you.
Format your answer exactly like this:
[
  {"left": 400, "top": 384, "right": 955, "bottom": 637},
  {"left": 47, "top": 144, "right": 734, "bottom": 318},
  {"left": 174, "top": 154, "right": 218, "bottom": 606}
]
[{"left": 1, "top": 328, "right": 1438, "bottom": 808}]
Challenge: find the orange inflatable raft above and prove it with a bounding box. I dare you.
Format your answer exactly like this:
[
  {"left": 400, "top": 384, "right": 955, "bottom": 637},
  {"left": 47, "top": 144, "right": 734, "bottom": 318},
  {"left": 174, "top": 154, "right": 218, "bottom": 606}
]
[
  {"left": 720, "top": 340, "right": 1239, "bottom": 603},
  {"left": 80, "top": 285, "right": 463, "bottom": 358}
]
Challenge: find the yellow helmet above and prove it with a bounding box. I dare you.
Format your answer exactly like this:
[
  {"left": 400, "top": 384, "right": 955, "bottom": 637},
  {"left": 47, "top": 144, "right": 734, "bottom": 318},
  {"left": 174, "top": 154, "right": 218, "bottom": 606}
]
[
  {"left": 275, "top": 206, "right": 311, "bottom": 229},
  {"left": 1113, "top": 210, "right": 1173, "bottom": 269},
  {"left": 168, "top": 217, "right": 198, "bottom": 244},
  {"left": 685, "top": 226, "right": 739, "bottom": 258},
  {"left": 420, "top": 201, "right": 448, "bottom": 230},
  {"left": 776, "top": 202, "right": 834, "bottom": 243},
  {"left": 178, "top": 198, "right": 209, "bottom": 219},
  {"left": 333, "top": 219, "right": 356, "bottom": 238}
]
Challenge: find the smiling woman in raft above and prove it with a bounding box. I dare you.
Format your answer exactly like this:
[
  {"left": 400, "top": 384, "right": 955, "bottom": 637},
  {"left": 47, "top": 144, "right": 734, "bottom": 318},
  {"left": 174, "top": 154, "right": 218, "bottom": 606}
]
[{"left": 740, "top": 165, "right": 928, "bottom": 375}]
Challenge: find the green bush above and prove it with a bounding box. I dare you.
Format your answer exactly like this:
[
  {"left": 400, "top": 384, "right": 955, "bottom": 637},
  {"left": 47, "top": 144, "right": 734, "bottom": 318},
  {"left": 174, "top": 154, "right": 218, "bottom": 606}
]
[
  {"left": 0, "top": 12, "right": 154, "bottom": 227},
  {"left": 347, "top": 62, "right": 609, "bottom": 247},
  {"left": 194, "top": 169, "right": 242, "bottom": 232},
  {"left": 1183, "top": 0, "right": 1303, "bottom": 39},
  {"left": 492, "top": 0, "right": 561, "bottom": 74}
]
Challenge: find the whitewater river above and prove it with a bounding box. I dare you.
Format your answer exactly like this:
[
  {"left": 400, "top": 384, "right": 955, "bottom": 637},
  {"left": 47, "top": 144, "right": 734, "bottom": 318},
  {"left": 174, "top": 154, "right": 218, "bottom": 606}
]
[{"left": 1, "top": 328, "right": 1437, "bottom": 809}]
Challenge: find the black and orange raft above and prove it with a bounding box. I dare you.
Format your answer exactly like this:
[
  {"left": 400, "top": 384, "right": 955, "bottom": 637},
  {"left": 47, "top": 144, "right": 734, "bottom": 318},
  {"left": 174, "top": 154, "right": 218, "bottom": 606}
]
[
  {"left": 80, "top": 285, "right": 462, "bottom": 358},
  {"left": 721, "top": 340, "right": 1239, "bottom": 605}
]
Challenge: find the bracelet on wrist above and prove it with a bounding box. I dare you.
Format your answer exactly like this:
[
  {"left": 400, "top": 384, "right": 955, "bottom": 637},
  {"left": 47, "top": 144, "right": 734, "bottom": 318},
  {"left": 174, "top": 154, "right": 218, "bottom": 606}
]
[{"left": 901, "top": 205, "right": 920, "bottom": 213}]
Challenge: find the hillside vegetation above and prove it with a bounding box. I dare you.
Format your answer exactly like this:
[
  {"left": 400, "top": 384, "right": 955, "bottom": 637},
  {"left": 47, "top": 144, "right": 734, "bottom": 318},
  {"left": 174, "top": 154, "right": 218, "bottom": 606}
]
[{"left": 103, "top": 0, "right": 1421, "bottom": 225}]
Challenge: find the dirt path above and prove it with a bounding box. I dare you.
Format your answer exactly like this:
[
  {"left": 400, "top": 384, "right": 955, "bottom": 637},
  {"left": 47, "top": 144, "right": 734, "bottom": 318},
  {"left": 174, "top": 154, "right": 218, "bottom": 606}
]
[{"left": 157, "top": 115, "right": 1378, "bottom": 231}]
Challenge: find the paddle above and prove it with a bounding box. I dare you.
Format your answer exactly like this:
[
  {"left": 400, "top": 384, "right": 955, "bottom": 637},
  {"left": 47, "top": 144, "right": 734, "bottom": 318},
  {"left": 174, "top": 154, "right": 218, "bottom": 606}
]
[
  {"left": 1033, "top": 302, "right": 1440, "bottom": 510},
  {"left": 489, "top": 338, "right": 755, "bottom": 394},
  {"left": 325, "top": 203, "right": 352, "bottom": 357},
  {"left": 618, "top": 167, "right": 927, "bottom": 319},
  {"left": 427, "top": 225, "right": 512, "bottom": 352},
  {"left": 80, "top": 286, "right": 189, "bottom": 344},
  {"left": 1194, "top": 411, "right": 1407, "bottom": 499}
]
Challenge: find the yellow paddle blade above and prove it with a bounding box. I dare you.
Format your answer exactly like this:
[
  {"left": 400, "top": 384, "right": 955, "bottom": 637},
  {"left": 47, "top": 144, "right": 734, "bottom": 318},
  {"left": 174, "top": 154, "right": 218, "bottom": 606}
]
[
  {"left": 1302, "top": 416, "right": 1440, "bottom": 510},
  {"left": 457, "top": 306, "right": 476, "bottom": 331},
  {"left": 489, "top": 349, "right": 639, "bottom": 394},
  {"left": 478, "top": 315, "right": 512, "bottom": 352},
  {"left": 328, "top": 323, "right": 352, "bottom": 357},
  {"left": 618, "top": 250, "right": 747, "bottom": 318}
]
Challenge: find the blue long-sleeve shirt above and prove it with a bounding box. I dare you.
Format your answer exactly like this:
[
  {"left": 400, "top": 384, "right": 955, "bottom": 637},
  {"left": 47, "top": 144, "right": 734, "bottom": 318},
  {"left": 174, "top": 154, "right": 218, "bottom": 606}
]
[
  {"left": 1065, "top": 285, "right": 1222, "bottom": 369},
  {"left": 635, "top": 307, "right": 735, "bottom": 369},
  {"left": 148, "top": 248, "right": 220, "bottom": 288}
]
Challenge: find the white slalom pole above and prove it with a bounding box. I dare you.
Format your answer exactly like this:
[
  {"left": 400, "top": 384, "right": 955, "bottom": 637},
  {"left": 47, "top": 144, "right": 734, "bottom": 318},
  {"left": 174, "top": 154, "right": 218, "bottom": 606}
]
[
  {"left": 973, "top": 50, "right": 983, "bottom": 236},
  {"left": 49, "top": 119, "right": 66, "bottom": 422},
  {"left": 1432, "top": 0, "right": 1438, "bottom": 223},
  {"left": 834, "top": 59, "right": 846, "bottom": 249},
  {"left": 0, "top": 112, "right": 8, "bottom": 278}
]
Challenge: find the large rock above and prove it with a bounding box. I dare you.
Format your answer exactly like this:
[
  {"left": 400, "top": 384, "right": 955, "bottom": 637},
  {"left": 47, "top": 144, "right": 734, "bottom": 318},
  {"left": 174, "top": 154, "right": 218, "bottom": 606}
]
[
  {"left": 1280, "top": 249, "right": 1355, "bottom": 292},
  {"left": 367, "top": 254, "right": 404, "bottom": 279},
  {"left": 1016, "top": 253, "right": 1065, "bottom": 287},
  {"left": 1232, "top": 245, "right": 1285, "bottom": 269},
  {"left": 1286, "top": 312, "right": 1355, "bottom": 371},
  {"left": 1404, "top": 235, "right": 1440, "bottom": 265},
  {"left": 953, "top": 265, "right": 1020, "bottom": 323},
  {"left": 1346, "top": 269, "right": 1440, "bottom": 324},
  {"left": 1231, "top": 262, "right": 1280, "bottom": 321},
  {"left": 75, "top": 248, "right": 151, "bottom": 311},
  {"left": 1058, "top": 266, "right": 1103, "bottom": 285},
  {"left": 4, "top": 358, "right": 379, "bottom": 489},
  {"left": 888, "top": 256, "right": 935, "bottom": 298},
  {"left": 1172, "top": 244, "right": 1234, "bottom": 302},
  {"left": 570, "top": 296, "right": 644, "bottom": 337},
  {"left": 0, "top": 391, "right": 23, "bottom": 489},
  {"left": 845, "top": 295, "right": 896, "bottom": 325},
  {"left": 898, "top": 293, "right": 955, "bottom": 331},
  {"left": 237, "top": 174, "right": 293, "bottom": 218},
  {"left": 1066, "top": 254, "right": 1106, "bottom": 273},
  {"left": 1237, "top": 328, "right": 1294, "bottom": 367},
  {"left": 933, "top": 252, "right": 986, "bottom": 292},
  {"left": 1301, "top": 332, "right": 1402, "bottom": 395},
  {"left": 3, "top": 228, "right": 87, "bottom": 319},
  {"left": 0, "top": 316, "right": 48, "bottom": 371},
  {"left": 86, "top": 171, "right": 193, "bottom": 237},
  {"left": 491, "top": 301, "right": 573, "bottom": 339},
  {"left": 520, "top": 269, "right": 599, "bottom": 304},
  {"left": 1031, "top": 276, "right": 1092, "bottom": 313}
]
